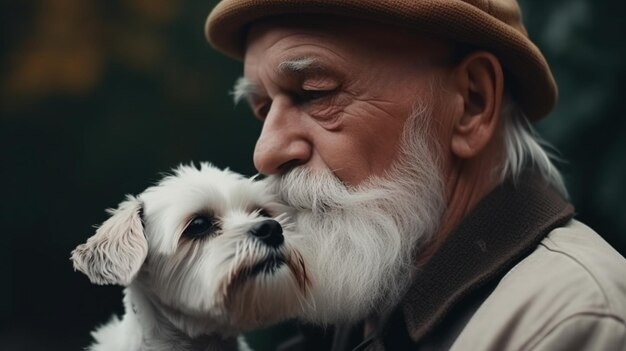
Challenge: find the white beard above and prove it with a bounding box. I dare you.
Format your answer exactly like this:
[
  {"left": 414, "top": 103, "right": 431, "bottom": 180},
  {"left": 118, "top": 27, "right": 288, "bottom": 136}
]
[{"left": 265, "top": 105, "right": 446, "bottom": 324}]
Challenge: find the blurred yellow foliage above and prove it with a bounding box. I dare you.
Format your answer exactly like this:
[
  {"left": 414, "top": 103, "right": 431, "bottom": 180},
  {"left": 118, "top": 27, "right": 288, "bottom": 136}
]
[
  {"left": 2, "top": 0, "right": 181, "bottom": 104},
  {"left": 4, "top": 0, "right": 103, "bottom": 99},
  {"left": 128, "top": 0, "right": 182, "bottom": 24}
]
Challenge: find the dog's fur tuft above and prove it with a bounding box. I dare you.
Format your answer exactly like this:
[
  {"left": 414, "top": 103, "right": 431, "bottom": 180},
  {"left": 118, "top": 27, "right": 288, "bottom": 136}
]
[{"left": 72, "top": 196, "right": 146, "bottom": 286}]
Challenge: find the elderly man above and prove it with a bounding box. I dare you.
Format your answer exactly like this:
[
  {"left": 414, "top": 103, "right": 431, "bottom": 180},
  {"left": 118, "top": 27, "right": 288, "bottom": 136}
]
[{"left": 205, "top": 1, "right": 626, "bottom": 350}]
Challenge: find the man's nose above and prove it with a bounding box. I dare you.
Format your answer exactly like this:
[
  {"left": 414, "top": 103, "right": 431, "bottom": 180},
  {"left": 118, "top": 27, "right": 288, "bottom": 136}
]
[{"left": 253, "top": 99, "right": 311, "bottom": 175}]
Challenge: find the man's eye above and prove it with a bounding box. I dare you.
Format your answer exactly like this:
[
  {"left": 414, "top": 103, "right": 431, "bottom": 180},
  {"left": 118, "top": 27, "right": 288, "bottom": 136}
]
[{"left": 295, "top": 89, "right": 333, "bottom": 104}]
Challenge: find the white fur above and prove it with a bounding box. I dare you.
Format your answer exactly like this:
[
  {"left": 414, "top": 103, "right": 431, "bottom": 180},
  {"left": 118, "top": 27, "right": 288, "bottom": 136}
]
[{"left": 72, "top": 163, "right": 309, "bottom": 351}]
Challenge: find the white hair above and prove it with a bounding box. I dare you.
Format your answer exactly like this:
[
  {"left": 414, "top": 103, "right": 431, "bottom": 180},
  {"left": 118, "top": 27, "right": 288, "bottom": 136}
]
[
  {"left": 500, "top": 95, "right": 568, "bottom": 197},
  {"left": 266, "top": 102, "right": 445, "bottom": 324}
]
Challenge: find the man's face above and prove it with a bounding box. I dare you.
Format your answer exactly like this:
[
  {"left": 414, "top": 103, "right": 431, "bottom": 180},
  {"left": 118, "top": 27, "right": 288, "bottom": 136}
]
[
  {"left": 241, "top": 17, "right": 453, "bottom": 186},
  {"left": 237, "top": 17, "right": 451, "bottom": 323}
]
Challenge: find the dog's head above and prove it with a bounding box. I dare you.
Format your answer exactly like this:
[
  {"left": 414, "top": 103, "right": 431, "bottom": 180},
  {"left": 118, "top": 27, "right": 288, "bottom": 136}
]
[{"left": 71, "top": 163, "right": 309, "bottom": 334}]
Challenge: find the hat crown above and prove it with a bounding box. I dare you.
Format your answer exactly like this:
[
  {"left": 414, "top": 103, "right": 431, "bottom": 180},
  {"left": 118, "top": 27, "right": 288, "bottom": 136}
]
[{"left": 463, "top": 0, "right": 527, "bottom": 36}]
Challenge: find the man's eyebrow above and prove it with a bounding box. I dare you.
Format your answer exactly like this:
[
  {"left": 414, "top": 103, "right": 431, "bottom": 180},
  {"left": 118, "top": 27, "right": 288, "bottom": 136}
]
[
  {"left": 278, "top": 56, "right": 318, "bottom": 74},
  {"left": 231, "top": 57, "right": 323, "bottom": 105},
  {"left": 231, "top": 77, "right": 258, "bottom": 105}
]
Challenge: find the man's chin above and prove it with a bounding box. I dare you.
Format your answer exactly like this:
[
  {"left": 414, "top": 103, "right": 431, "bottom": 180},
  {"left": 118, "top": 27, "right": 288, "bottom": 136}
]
[{"left": 288, "top": 205, "right": 420, "bottom": 325}]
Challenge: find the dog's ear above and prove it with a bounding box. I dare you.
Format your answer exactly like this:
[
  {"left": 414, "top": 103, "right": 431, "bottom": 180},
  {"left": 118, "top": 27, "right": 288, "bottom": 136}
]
[{"left": 71, "top": 195, "right": 147, "bottom": 286}]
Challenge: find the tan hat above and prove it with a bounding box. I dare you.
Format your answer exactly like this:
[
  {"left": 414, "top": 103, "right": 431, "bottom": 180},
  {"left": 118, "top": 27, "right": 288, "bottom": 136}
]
[{"left": 205, "top": 0, "right": 557, "bottom": 121}]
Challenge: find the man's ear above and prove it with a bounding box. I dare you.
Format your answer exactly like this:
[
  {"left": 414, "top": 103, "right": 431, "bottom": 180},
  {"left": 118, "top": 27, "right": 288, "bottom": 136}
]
[
  {"left": 71, "top": 195, "right": 147, "bottom": 286},
  {"left": 450, "top": 51, "right": 504, "bottom": 158}
]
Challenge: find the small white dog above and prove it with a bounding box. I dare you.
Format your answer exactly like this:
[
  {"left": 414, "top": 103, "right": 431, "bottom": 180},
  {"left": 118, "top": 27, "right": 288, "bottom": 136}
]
[{"left": 71, "top": 163, "right": 310, "bottom": 351}]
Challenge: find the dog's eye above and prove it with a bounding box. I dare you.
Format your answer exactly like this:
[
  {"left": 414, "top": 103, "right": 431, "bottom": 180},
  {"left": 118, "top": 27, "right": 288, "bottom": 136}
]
[
  {"left": 257, "top": 208, "right": 272, "bottom": 218},
  {"left": 183, "top": 216, "right": 217, "bottom": 239}
]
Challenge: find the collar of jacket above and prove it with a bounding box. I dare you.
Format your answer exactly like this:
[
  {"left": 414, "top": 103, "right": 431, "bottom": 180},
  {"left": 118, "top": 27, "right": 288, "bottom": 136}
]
[{"left": 367, "top": 171, "right": 575, "bottom": 348}]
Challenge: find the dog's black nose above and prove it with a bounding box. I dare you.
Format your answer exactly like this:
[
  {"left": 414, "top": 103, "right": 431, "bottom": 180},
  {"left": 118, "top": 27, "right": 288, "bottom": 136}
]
[{"left": 249, "top": 219, "right": 284, "bottom": 248}]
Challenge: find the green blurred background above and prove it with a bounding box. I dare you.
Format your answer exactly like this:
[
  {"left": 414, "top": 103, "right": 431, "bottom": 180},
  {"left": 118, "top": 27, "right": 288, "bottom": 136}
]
[{"left": 0, "top": 0, "right": 624, "bottom": 350}]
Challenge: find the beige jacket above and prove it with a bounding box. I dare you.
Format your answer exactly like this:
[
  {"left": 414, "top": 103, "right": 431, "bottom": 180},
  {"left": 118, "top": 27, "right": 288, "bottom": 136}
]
[
  {"left": 451, "top": 220, "right": 626, "bottom": 350},
  {"left": 349, "top": 173, "right": 626, "bottom": 351},
  {"left": 278, "top": 173, "right": 626, "bottom": 351}
]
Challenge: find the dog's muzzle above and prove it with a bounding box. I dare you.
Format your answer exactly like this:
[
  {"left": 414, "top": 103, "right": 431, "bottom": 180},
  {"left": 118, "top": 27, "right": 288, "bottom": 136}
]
[{"left": 248, "top": 219, "right": 284, "bottom": 248}]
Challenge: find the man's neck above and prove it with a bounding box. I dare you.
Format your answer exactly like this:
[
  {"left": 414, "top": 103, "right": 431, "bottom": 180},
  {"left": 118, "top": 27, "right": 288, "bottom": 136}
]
[{"left": 418, "top": 148, "right": 502, "bottom": 266}]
